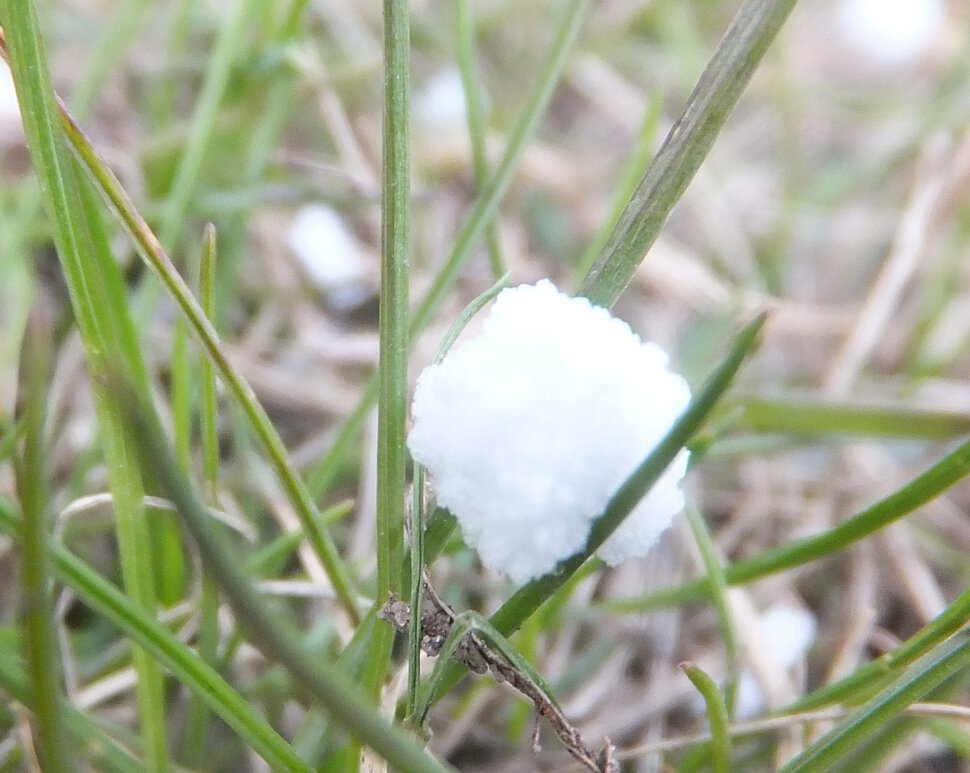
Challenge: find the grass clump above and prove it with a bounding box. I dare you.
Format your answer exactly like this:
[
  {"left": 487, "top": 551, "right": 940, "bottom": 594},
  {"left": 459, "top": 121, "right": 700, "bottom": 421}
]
[{"left": 0, "top": 0, "right": 967, "bottom": 770}]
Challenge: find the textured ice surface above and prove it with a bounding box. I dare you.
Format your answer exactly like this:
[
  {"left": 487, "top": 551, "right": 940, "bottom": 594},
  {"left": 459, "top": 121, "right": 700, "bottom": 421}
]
[{"left": 408, "top": 280, "right": 691, "bottom": 583}]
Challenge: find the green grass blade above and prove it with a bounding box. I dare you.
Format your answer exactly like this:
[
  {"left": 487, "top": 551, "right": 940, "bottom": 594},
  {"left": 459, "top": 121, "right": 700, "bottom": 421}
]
[
  {"left": 0, "top": 502, "right": 311, "bottom": 773},
  {"left": 1, "top": 8, "right": 168, "bottom": 768},
  {"left": 684, "top": 504, "right": 739, "bottom": 715},
  {"left": 491, "top": 312, "right": 766, "bottom": 635},
  {"left": 790, "top": 584, "right": 970, "bottom": 712},
  {"left": 578, "top": 0, "right": 798, "bottom": 307},
  {"left": 306, "top": 0, "right": 592, "bottom": 500},
  {"left": 780, "top": 628, "right": 970, "bottom": 772},
  {"left": 14, "top": 310, "right": 68, "bottom": 772},
  {"left": 457, "top": 0, "right": 505, "bottom": 278},
  {"left": 412, "top": 610, "right": 561, "bottom": 729},
  {"left": 54, "top": 88, "right": 361, "bottom": 624},
  {"left": 182, "top": 223, "right": 221, "bottom": 767},
  {"left": 424, "top": 312, "right": 767, "bottom": 705},
  {"left": 681, "top": 662, "right": 732, "bottom": 773},
  {"left": 116, "top": 378, "right": 455, "bottom": 773},
  {"left": 156, "top": 0, "right": 262, "bottom": 254},
  {"left": 607, "top": 435, "right": 970, "bottom": 614},
  {"left": 722, "top": 396, "right": 970, "bottom": 440}
]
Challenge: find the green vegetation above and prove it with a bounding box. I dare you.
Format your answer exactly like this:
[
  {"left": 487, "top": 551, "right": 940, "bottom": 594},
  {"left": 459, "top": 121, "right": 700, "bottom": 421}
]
[{"left": 0, "top": 0, "right": 967, "bottom": 770}]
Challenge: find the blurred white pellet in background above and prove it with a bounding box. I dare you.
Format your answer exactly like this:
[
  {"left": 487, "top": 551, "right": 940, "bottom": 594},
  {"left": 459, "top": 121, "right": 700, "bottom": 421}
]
[
  {"left": 836, "top": 0, "right": 945, "bottom": 66},
  {"left": 414, "top": 69, "right": 468, "bottom": 131},
  {"left": 287, "top": 205, "right": 369, "bottom": 291}
]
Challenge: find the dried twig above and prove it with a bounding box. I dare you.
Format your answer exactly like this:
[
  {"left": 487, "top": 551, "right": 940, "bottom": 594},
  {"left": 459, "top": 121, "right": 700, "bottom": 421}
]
[{"left": 380, "top": 578, "right": 618, "bottom": 772}]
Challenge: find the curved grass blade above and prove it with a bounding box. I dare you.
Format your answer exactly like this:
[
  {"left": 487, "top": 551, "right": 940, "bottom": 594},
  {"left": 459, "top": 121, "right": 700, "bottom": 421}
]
[
  {"left": 412, "top": 610, "right": 562, "bottom": 729},
  {"left": 681, "top": 662, "right": 731, "bottom": 773},
  {"left": 780, "top": 628, "right": 970, "bottom": 773}
]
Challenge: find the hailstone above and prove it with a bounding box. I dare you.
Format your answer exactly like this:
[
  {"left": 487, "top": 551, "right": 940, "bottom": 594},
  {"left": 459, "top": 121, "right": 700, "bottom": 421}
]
[{"left": 408, "top": 280, "right": 690, "bottom": 583}]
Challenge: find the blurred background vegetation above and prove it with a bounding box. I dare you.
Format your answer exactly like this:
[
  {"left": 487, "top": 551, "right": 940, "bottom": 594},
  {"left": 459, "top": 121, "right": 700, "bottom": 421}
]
[{"left": 0, "top": 0, "right": 968, "bottom": 770}]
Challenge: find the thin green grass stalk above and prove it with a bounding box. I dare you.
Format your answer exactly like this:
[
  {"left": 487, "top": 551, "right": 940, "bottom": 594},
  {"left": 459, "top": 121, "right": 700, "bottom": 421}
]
[
  {"left": 684, "top": 504, "right": 739, "bottom": 716},
  {"left": 200, "top": 224, "right": 220, "bottom": 495},
  {"left": 430, "top": 274, "right": 512, "bottom": 366},
  {"left": 578, "top": 0, "right": 799, "bottom": 307},
  {"left": 681, "top": 662, "right": 731, "bottom": 773},
  {"left": 404, "top": 276, "right": 509, "bottom": 715},
  {"left": 790, "top": 584, "right": 970, "bottom": 712},
  {"left": 605, "top": 435, "right": 970, "bottom": 615},
  {"left": 69, "top": 0, "right": 149, "bottom": 120},
  {"left": 406, "top": 463, "right": 426, "bottom": 718},
  {"left": 156, "top": 0, "right": 261, "bottom": 255},
  {"left": 457, "top": 0, "right": 505, "bottom": 278},
  {"left": 722, "top": 396, "right": 970, "bottom": 440},
  {"left": 118, "top": 384, "right": 455, "bottom": 773},
  {"left": 14, "top": 310, "right": 68, "bottom": 772},
  {"left": 365, "top": 0, "right": 412, "bottom": 710},
  {"left": 214, "top": 0, "right": 307, "bottom": 316},
  {"left": 1, "top": 10, "right": 169, "bottom": 770},
  {"left": 182, "top": 223, "right": 221, "bottom": 767},
  {"left": 0, "top": 501, "right": 310, "bottom": 772},
  {"left": 780, "top": 628, "right": 970, "bottom": 772},
  {"left": 52, "top": 93, "right": 361, "bottom": 623},
  {"left": 0, "top": 642, "right": 148, "bottom": 773},
  {"left": 306, "top": 0, "right": 592, "bottom": 499},
  {"left": 573, "top": 93, "right": 662, "bottom": 282},
  {"left": 424, "top": 312, "right": 767, "bottom": 706}
]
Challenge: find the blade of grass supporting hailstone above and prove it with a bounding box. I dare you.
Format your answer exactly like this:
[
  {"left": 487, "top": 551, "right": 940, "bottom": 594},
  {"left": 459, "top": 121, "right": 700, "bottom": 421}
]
[
  {"left": 1, "top": 7, "right": 168, "bottom": 769},
  {"left": 423, "top": 312, "right": 767, "bottom": 706},
  {"left": 117, "top": 382, "right": 455, "bottom": 773},
  {"left": 780, "top": 628, "right": 970, "bottom": 773},
  {"left": 403, "top": 276, "right": 510, "bottom": 712},
  {"left": 578, "top": 0, "right": 799, "bottom": 308},
  {"left": 14, "top": 309, "right": 68, "bottom": 773},
  {"left": 305, "top": 0, "right": 592, "bottom": 500}
]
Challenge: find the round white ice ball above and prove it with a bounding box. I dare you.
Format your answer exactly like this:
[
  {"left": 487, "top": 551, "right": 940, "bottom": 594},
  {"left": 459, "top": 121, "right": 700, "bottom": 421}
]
[{"left": 408, "top": 280, "right": 691, "bottom": 584}]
